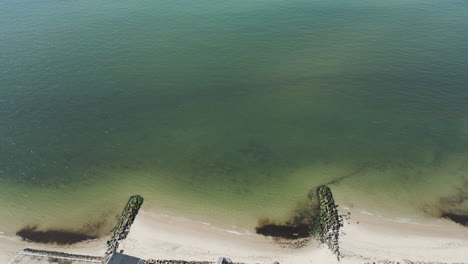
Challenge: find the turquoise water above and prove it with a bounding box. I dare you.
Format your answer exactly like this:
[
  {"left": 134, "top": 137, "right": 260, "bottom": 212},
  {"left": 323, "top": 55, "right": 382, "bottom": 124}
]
[{"left": 1, "top": 0, "right": 468, "bottom": 235}]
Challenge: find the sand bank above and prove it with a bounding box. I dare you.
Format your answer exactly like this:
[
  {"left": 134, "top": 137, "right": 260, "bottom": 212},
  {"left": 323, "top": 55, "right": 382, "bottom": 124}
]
[{"left": 1, "top": 208, "right": 467, "bottom": 264}]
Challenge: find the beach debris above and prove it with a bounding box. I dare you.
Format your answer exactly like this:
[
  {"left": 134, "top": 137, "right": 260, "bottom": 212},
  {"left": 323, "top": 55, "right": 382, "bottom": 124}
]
[
  {"left": 275, "top": 237, "right": 311, "bottom": 249},
  {"left": 104, "top": 195, "right": 144, "bottom": 260}
]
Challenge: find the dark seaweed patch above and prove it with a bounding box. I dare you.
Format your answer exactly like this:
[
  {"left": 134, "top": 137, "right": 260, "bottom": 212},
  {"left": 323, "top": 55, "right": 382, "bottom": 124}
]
[
  {"left": 442, "top": 213, "right": 468, "bottom": 226},
  {"left": 16, "top": 226, "right": 97, "bottom": 244},
  {"left": 254, "top": 165, "right": 367, "bottom": 240},
  {"left": 255, "top": 223, "right": 310, "bottom": 239},
  {"left": 437, "top": 179, "right": 468, "bottom": 227},
  {"left": 255, "top": 188, "right": 320, "bottom": 240}
]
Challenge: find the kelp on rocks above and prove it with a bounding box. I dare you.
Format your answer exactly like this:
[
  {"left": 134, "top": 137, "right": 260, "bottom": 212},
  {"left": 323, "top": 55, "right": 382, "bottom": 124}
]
[{"left": 316, "top": 185, "right": 343, "bottom": 259}]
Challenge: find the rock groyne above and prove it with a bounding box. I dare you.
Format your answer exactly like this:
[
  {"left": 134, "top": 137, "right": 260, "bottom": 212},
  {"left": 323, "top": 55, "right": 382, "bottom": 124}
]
[
  {"left": 316, "top": 185, "right": 342, "bottom": 259},
  {"left": 105, "top": 195, "right": 144, "bottom": 258}
]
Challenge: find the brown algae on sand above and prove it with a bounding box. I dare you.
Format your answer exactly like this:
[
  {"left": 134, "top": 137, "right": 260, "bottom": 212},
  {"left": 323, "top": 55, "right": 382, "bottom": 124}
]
[
  {"left": 255, "top": 185, "right": 343, "bottom": 258},
  {"left": 16, "top": 226, "right": 97, "bottom": 244}
]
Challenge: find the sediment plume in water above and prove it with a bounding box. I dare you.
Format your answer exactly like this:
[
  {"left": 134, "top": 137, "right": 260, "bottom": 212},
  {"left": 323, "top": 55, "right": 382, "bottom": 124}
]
[{"left": 16, "top": 226, "right": 98, "bottom": 244}]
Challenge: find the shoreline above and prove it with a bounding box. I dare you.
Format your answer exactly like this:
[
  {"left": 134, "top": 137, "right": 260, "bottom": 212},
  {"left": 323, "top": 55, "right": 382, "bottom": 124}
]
[
  {"left": 1, "top": 208, "right": 468, "bottom": 264},
  {"left": 0, "top": 233, "right": 106, "bottom": 264}
]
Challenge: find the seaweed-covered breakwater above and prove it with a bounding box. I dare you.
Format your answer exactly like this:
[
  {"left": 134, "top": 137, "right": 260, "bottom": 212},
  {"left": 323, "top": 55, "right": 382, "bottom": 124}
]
[
  {"left": 254, "top": 185, "right": 342, "bottom": 258},
  {"left": 105, "top": 195, "right": 144, "bottom": 257},
  {"left": 316, "top": 185, "right": 342, "bottom": 259}
]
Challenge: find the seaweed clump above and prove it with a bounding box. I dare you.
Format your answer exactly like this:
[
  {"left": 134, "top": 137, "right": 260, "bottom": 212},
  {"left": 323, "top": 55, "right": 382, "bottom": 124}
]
[
  {"left": 255, "top": 188, "right": 320, "bottom": 240},
  {"left": 255, "top": 221, "right": 310, "bottom": 239},
  {"left": 16, "top": 226, "right": 97, "bottom": 245}
]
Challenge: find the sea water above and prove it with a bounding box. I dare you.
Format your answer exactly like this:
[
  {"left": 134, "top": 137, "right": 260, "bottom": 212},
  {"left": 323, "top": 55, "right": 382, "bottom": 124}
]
[{"left": 1, "top": 0, "right": 467, "bottom": 235}]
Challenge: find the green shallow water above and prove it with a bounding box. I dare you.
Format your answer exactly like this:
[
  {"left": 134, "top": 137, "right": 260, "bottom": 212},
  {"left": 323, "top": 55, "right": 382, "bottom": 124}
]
[{"left": 1, "top": 0, "right": 468, "bottom": 235}]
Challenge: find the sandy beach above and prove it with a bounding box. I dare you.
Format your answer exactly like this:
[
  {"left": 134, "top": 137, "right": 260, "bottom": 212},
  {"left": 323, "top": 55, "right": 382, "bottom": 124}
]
[{"left": 2, "top": 207, "right": 467, "bottom": 264}]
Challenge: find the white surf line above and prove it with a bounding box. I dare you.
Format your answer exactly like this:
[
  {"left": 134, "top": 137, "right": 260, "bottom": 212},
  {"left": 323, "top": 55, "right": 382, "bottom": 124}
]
[
  {"left": 18, "top": 252, "right": 102, "bottom": 263},
  {"left": 392, "top": 217, "right": 413, "bottom": 223},
  {"left": 385, "top": 217, "right": 424, "bottom": 225},
  {"left": 224, "top": 230, "right": 245, "bottom": 235},
  {"left": 360, "top": 210, "right": 375, "bottom": 215},
  {"left": 358, "top": 210, "right": 425, "bottom": 225},
  {"left": 144, "top": 209, "right": 254, "bottom": 236}
]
